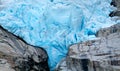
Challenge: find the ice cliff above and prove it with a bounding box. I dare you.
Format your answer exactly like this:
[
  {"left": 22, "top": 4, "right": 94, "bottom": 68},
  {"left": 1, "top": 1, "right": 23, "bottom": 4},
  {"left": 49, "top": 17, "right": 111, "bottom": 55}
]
[{"left": 0, "top": 0, "right": 115, "bottom": 70}]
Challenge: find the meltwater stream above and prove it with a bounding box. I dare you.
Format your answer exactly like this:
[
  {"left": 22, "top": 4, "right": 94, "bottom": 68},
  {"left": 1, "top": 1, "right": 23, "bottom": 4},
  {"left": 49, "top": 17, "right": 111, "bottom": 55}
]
[{"left": 0, "top": 0, "right": 115, "bottom": 70}]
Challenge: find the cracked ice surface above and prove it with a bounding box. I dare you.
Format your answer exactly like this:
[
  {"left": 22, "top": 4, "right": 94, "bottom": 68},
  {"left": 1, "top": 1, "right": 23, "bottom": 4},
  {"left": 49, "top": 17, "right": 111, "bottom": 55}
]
[{"left": 0, "top": 0, "right": 115, "bottom": 70}]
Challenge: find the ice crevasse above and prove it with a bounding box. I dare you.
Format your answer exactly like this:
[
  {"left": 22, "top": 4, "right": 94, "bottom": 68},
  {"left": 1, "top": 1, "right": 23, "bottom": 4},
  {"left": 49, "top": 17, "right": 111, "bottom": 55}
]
[{"left": 0, "top": 0, "right": 116, "bottom": 70}]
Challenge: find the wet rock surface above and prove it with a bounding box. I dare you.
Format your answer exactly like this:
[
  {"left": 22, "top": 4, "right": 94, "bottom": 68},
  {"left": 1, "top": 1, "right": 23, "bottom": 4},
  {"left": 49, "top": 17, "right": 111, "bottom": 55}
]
[{"left": 0, "top": 26, "right": 49, "bottom": 71}]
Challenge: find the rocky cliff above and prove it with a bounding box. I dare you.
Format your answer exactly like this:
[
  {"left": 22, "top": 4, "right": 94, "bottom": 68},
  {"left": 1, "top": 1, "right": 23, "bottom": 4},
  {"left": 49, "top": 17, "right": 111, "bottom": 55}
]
[
  {"left": 0, "top": 26, "right": 49, "bottom": 71},
  {"left": 55, "top": 24, "right": 120, "bottom": 71}
]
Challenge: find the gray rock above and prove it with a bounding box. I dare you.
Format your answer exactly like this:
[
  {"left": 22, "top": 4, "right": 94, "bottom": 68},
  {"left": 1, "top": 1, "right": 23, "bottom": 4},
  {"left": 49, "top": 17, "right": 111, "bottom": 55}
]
[
  {"left": 56, "top": 22, "right": 120, "bottom": 71},
  {"left": 0, "top": 26, "right": 49, "bottom": 71},
  {"left": 109, "top": 0, "right": 120, "bottom": 17},
  {"left": 96, "top": 24, "right": 120, "bottom": 37},
  {"left": 0, "top": 59, "right": 15, "bottom": 71}
]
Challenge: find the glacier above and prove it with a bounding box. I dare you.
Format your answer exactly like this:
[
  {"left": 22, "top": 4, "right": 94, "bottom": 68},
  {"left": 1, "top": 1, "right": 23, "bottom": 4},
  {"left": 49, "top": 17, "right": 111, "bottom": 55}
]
[{"left": 0, "top": 0, "right": 115, "bottom": 70}]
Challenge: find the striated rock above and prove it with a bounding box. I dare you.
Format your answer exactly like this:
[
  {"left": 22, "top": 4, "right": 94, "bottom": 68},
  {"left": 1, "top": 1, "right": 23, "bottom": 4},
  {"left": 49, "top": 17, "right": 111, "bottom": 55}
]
[
  {"left": 0, "top": 26, "right": 49, "bottom": 71},
  {"left": 96, "top": 23, "right": 120, "bottom": 37},
  {"left": 55, "top": 24, "right": 120, "bottom": 71}
]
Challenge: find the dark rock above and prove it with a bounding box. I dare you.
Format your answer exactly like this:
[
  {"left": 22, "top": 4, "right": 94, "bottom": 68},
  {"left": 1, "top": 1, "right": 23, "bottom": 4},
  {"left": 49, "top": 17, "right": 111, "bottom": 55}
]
[
  {"left": 110, "top": 0, "right": 120, "bottom": 17},
  {"left": 109, "top": 11, "right": 120, "bottom": 17},
  {"left": 0, "top": 26, "right": 49, "bottom": 71},
  {"left": 110, "top": 0, "right": 120, "bottom": 8},
  {"left": 111, "top": 0, "right": 117, "bottom": 7}
]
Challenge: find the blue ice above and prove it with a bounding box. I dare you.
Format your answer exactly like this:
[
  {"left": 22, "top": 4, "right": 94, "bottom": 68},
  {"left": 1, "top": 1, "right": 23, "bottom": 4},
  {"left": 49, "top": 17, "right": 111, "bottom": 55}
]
[{"left": 0, "top": 0, "right": 115, "bottom": 70}]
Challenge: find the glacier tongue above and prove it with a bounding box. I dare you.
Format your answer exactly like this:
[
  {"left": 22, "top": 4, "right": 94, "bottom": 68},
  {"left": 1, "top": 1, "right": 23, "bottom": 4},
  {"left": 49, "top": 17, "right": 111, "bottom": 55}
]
[{"left": 0, "top": 0, "right": 115, "bottom": 70}]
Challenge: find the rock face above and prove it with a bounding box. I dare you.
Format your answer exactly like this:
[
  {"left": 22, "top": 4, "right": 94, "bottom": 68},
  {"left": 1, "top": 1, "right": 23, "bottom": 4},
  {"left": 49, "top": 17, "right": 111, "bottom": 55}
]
[
  {"left": 109, "top": 0, "right": 120, "bottom": 17},
  {"left": 0, "top": 26, "right": 49, "bottom": 71},
  {"left": 55, "top": 24, "right": 120, "bottom": 71}
]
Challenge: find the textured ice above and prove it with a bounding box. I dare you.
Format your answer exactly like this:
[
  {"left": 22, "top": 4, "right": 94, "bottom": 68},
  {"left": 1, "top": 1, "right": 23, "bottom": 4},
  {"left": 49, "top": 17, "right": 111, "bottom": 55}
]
[{"left": 0, "top": 0, "right": 115, "bottom": 70}]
